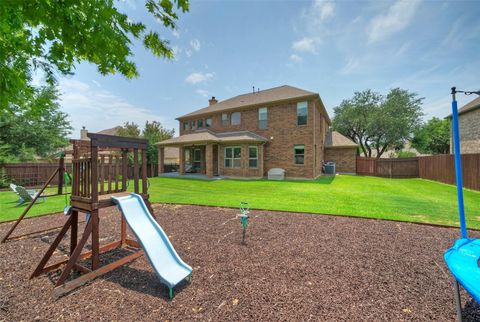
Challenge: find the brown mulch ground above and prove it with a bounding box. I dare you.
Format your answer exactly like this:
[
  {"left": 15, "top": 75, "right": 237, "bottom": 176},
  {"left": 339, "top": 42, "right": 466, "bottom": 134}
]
[{"left": 0, "top": 204, "right": 479, "bottom": 321}]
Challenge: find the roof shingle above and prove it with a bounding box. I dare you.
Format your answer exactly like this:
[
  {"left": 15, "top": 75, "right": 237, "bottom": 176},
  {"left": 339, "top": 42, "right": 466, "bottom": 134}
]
[{"left": 178, "top": 85, "right": 318, "bottom": 119}]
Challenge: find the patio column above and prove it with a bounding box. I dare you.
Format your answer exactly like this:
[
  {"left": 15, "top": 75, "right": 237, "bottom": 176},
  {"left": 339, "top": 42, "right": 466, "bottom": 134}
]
[
  {"left": 259, "top": 144, "right": 265, "bottom": 177},
  {"left": 179, "top": 146, "right": 185, "bottom": 175},
  {"left": 157, "top": 146, "right": 164, "bottom": 176},
  {"left": 206, "top": 143, "right": 213, "bottom": 178}
]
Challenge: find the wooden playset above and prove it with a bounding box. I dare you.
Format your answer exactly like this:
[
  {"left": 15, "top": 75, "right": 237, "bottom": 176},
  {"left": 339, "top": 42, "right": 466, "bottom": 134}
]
[{"left": 27, "top": 133, "right": 153, "bottom": 297}]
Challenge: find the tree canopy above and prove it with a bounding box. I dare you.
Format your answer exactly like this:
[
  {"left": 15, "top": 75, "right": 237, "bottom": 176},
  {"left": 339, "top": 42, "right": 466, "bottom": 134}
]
[
  {"left": 118, "top": 121, "right": 174, "bottom": 166},
  {"left": 0, "top": 0, "right": 189, "bottom": 111},
  {"left": 333, "top": 88, "right": 424, "bottom": 158},
  {"left": 0, "top": 85, "right": 72, "bottom": 163},
  {"left": 411, "top": 117, "right": 450, "bottom": 155}
]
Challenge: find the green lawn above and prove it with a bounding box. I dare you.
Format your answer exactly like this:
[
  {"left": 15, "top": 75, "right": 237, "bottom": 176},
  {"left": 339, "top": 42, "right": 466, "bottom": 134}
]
[{"left": 1, "top": 175, "right": 479, "bottom": 229}]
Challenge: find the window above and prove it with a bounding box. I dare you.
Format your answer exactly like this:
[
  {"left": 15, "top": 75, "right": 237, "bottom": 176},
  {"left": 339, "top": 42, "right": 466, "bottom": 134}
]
[
  {"left": 206, "top": 118, "right": 212, "bottom": 127},
  {"left": 297, "top": 101, "right": 308, "bottom": 125},
  {"left": 191, "top": 120, "right": 196, "bottom": 130},
  {"left": 294, "top": 144, "right": 305, "bottom": 165},
  {"left": 231, "top": 112, "right": 241, "bottom": 125},
  {"left": 183, "top": 122, "right": 189, "bottom": 131},
  {"left": 224, "top": 146, "right": 241, "bottom": 168},
  {"left": 221, "top": 113, "right": 228, "bottom": 127},
  {"left": 197, "top": 119, "right": 203, "bottom": 128},
  {"left": 193, "top": 149, "right": 201, "bottom": 162},
  {"left": 248, "top": 146, "right": 258, "bottom": 168},
  {"left": 258, "top": 107, "right": 267, "bottom": 129}
]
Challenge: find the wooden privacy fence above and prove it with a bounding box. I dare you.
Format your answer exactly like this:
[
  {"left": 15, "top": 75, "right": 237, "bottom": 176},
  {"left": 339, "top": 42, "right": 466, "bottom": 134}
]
[
  {"left": 357, "top": 154, "right": 480, "bottom": 191},
  {"left": 356, "top": 157, "right": 419, "bottom": 178},
  {"left": 418, "top": 154, "right": 480, "bottom": 191},
  {"left": 2, "top": 162, "right": 165, "bottom": 188}
]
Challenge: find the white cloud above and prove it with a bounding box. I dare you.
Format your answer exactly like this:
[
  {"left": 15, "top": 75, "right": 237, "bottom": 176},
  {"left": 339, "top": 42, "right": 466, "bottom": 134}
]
[
  {"left": 311, "top": 0, "right": 335, "bottom": 24},
  {"left": 185, "top": 50, "right": 192, "bottom": 57},
  {"left": 195, "top": 89, "right": 209, "bottom": 98},
  {"left": 367, "top": 0, "right": 421, "bottom": 43},
  {"left": 339, "top": 58, "right": 360, "bottom": 75},
  {"left": 59, "top": 78, "right": 172, "bottom": 138},
  {"left": 190, "top": 39, "right": 201, "bottom": 52},
  {"left": 172, "top": 29, "right": 180, "bottom": 39},
  {"left": 289, "top": 54, "right": 303, "bottom": 63},
  {"left": 292, "top": 37, "right": 318, "bottom": 53},
  {"left": 185, "top": 72, "right": 214, "bottom": 84},
  {"left": 92, "top": 80, "right": 101, "bottom": 87}
]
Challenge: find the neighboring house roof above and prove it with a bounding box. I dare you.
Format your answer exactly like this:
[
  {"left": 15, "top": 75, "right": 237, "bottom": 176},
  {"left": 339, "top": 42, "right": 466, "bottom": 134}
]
[
  {"left": 164, "top": 147, "right": 179, "bottom": 159},
  {"left": 446, "top": 96, "right": 480, "bottom": 118},
  {"left": 156, "top": 129, "right": 268, "bottom": 147},
  {"left": 325, "top": 130, "right": 358, "bottom": 148},
  {"left": 97, "top": 126, "right": 122, "bottom": 136},
  {"left": 177, "top": 85, "right": 331, "bottom": 123}
]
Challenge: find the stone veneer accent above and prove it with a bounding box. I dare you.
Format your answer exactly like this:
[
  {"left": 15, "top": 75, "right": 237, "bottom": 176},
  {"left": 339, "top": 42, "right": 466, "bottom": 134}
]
[{"left": 452, "top": 108, "right": 480, "bottom": 154}]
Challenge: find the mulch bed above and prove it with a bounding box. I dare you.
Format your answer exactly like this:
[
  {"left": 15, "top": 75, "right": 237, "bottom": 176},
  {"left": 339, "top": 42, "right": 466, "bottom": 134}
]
[{"left": 0, "top": 204, "right": 479, "bottom": 321}]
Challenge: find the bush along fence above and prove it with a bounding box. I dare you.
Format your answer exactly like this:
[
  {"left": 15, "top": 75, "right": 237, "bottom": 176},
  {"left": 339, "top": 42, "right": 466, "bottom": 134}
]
[
  {"left": 356, "top": 153, "right": 480, "bottom": 191},
  {"left": 1, "top": 162, "right": 179, "bottom": 188}
]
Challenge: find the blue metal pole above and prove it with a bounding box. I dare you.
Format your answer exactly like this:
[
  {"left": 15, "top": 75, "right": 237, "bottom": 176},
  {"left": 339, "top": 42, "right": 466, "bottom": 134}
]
[{"left": 451, "top": 87, "right": 468, "bottom": 239}]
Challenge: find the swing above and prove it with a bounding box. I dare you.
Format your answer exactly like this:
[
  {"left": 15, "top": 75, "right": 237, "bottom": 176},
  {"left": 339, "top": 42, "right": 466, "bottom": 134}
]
[{"left": 443, "top": 87, "right": 480, "bottom": 321}]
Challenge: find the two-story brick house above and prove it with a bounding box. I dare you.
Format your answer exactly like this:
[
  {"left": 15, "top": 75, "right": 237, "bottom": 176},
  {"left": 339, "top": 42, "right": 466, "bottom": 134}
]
[
  {"left": 156, "top": 85, "right": 357, "bottom": 179},
  {"left": 447, "top": 96, "right": 480, "bottom": 154}
]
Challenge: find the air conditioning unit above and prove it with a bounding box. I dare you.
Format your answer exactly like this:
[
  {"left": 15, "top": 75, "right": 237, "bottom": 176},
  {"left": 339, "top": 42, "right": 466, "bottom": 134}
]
[{"left": 268, "top": 168, "right": 285, "bottom": 180}]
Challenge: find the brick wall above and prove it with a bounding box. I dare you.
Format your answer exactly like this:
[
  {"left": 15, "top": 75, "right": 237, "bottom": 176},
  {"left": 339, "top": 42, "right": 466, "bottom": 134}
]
[
  {"left": 455, "top": 109, "right": 480, "bottom": 154},
  {"left": 324, "top": 147, "right": 357, "bottom": 173},
  {"left": 179, "top": 99, "right": 329, "bottom": 178}
]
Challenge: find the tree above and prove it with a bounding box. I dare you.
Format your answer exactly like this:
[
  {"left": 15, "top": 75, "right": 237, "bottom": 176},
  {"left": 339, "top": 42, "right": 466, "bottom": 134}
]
[
  {"left": 0, "top": 85, "right": 72, "bottom": 163},
  {"left": 412, "top": 117, "right": 450, "bottom": 154},
  {"left": 332, "top": 90, "right": 382, "bottom": 157},
  {"left": 143, "top": 121, "right": 175, "bottom": 166},
  {"left": 333, "top": 88, "right": 423, "bottom": 158},
  {"left": 117, "top": 122, "right": 141, "bottom": 138},
  {"left": 0, "top": 0, "right": 189, "bottom": 111},
  {"left": 117, "top": 120, "right": 174, "bottom": 167}
]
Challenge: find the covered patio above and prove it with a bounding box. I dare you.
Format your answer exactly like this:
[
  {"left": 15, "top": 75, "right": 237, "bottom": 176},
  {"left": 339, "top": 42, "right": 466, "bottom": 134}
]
[{"left": 156, "top": 129, "right": 267, "bottom": 178}]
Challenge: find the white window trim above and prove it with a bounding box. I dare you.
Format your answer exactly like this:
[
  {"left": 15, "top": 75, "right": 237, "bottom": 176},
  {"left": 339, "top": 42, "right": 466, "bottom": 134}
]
[
  {"left": 221, "top": 113, "right": 229, "bottom": 127},
  {"left": 224, "top": 146, "right": 241, "bottom": 168},
  {"left": 248, "top": 146, "right": 258, "bottom": 169},
  {"left": 294, "top": 144, "right": 305, "bottom": 165},
  {"left": 231, "top": 112, "right": 241, "bottom": 126},
  {"left": 258, "top": 107, "right": 267, "bottom": 129},
  {"left": 297, "top": 101, "right": 308, "bottom": 126}
]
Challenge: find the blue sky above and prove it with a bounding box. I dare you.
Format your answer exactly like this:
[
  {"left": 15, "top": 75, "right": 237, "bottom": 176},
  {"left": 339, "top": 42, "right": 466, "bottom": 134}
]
[{"left": 59, "top": 0, "right": 480, "bottom": 138}]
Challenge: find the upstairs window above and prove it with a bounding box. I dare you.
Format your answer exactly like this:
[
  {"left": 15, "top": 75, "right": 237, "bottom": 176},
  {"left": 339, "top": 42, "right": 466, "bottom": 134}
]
[
  {"left": 258, "top": 107, "right": 267, "bottom": 129},
  {"left": 206, "top": 118, "right": 212, "bottom": 127},
  {"left": 231, "top": 112, "right": 241, "bottom": 125},
  {"left": 297, "top": 101, "right": 308, "bottom": 125},
  {"left": 248, "top": 146, "right": 258, "bottom": 168},
  {"left": 221, "top": 113, "right": 228, "bottom": 127},
  {"left": 294, "top": 144, "right": 305, "bottom": 165},
  {"left": 183, "top": 121, "right": 189, "bottom": 131},
  {"left": 224, "top": 146, "right": 241, "bottom": 168},
  {"left": 197, "top": 119, "right": 203, "bottom": 128},
  {"left": 190, "top": 120, "right": 196, "bottom": 130}
]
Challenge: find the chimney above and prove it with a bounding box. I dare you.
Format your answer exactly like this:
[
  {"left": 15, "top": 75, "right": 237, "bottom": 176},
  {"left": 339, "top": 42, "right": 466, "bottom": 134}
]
[
  {"left": 208, "top": 96, "right": 218, "bottom": 106},
  {"left": 80, "top": 126, "right": 88, "bottom": 140}
]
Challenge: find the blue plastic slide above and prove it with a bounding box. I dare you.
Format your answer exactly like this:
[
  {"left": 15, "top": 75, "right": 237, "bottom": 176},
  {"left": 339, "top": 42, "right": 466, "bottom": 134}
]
[
  {"left": 444, "top": 238, "right": 480, "bottom": 303},
  {"left": 112, "top": 194, "right": 192, "bottom": 296}
]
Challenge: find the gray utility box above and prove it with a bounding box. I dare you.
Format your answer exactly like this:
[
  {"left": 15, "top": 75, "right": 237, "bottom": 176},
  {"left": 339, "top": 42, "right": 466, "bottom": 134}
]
[
  {"left": 324, "top": 162, "right": 336, "bottom": 175},
  {"left": 268, "top": 168, "right": 285, "bottom": 180}
]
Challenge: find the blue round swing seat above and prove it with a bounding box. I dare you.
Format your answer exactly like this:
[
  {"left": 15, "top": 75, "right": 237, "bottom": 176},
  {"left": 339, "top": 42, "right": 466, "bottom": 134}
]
[{"left": 444, "top": 238, "right": 480, "bottom": 303}]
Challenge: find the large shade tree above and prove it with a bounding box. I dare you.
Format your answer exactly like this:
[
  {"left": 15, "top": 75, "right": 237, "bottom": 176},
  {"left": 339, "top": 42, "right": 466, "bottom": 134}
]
[
  {"left": 333, "top": 88, "right": 423, "bottom": 158},
  {"left": 0, "top": 0, "right": 188, "bottom": 161},
  {"left": 412, "top": 117, "right": 450, "bottom": 154},
  {"left": 0, "top": 0, "right": 189, "bottom": 111}
]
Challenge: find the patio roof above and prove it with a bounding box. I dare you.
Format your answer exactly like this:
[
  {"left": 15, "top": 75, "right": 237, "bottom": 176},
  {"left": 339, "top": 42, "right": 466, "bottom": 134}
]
[
  {"left": 325, "top": 130, "right": 358, "bottom": 148},
  {"left": 156, "top": 129, "right": 268, "bottom": 147}
]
